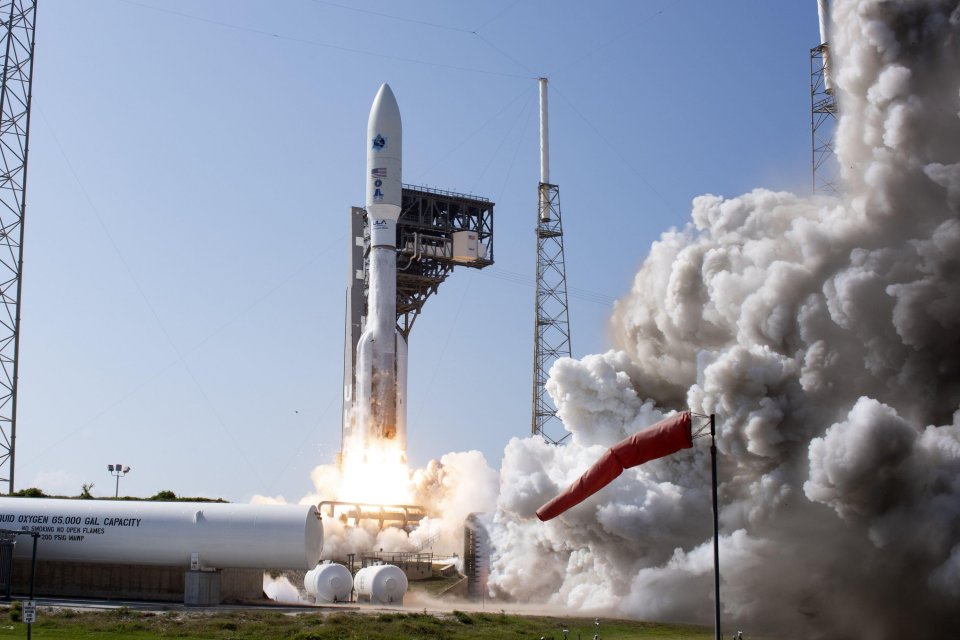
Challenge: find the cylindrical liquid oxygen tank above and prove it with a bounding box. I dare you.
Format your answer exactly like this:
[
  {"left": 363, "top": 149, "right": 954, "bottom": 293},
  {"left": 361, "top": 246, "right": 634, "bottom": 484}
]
[
  {"left": 354, "top": 563, "right": 408, "bottom": 605},
  {"left": 304, "top": 561, "right": 353, "bottom": 603},
  {"left": 0, "top": 498, "right": 323, "bottom": 570}
]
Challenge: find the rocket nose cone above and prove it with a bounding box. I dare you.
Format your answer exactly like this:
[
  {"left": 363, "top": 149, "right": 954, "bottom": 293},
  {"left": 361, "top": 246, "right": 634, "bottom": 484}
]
[
  {"left": 368, "top": 83, "right": 401, "bottom": 132},
  {"left": 376, "top": 83, "right": 395, "bottom": 103}
]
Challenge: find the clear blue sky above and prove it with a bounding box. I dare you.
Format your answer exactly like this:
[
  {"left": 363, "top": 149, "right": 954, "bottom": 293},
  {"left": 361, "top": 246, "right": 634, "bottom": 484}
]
[{"left": 21, "top": 0, "right": 818, "bottom": 501}]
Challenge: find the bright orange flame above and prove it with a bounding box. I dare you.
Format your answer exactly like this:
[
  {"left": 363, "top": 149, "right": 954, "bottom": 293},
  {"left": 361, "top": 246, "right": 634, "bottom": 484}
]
[{"left": 338, "top": 443, "right": 412, "bottom": 505}]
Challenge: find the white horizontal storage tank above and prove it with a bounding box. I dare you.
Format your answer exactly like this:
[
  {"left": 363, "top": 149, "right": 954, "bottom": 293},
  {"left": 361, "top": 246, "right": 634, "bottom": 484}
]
[
  {"left": 304, "top": 561, "right": 352, "bottom": 603},
  {"left": 354, "top": 563, "right": 407, "bottom": 605},
  {"left": 0, "top": 498, "right": 322, "bottom": 570}
]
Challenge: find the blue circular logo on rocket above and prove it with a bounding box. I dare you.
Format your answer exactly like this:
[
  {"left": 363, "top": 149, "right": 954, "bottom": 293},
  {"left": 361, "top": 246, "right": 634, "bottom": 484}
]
[{"left": 372, "top": 134, "right": 386, "bottom": 151}]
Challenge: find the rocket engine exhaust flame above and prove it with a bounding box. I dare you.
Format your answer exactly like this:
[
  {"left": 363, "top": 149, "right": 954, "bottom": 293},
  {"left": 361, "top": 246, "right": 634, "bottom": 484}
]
[{"left": 338, "top": 442, "right": 412, "bottom": 507}]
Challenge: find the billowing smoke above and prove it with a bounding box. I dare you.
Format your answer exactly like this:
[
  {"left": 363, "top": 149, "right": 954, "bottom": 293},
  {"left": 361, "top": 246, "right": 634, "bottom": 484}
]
[
  {"left": 278, "top": 450, "right": 498, "bottom": 561},
  {"left": 263, "top": 574, "right": 303, "bottom": 604},
  {"left": 488, "top": 1, "right": 960, "bottom": 637}
]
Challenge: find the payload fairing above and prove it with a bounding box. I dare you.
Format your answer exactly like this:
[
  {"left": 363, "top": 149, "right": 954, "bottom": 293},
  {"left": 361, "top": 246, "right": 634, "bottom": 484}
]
[{"left": 352, "top": 83, "right": 407, "bottom": 456}]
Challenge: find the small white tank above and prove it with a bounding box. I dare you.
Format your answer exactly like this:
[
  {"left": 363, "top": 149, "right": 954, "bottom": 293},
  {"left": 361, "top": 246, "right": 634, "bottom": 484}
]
[
  {"left": 303, "top": 561, "right": 352, "bottom": 603},
  {"left": 354, "top": 563, "right": 408, "bottom": 605}
]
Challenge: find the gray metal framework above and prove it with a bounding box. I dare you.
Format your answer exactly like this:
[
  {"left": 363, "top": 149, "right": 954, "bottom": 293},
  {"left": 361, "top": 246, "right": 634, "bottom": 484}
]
[
  {"left": 341, "top": 185, "right": 494, "bottom": 454},
  {"left": 463, "top": 513, "right": 489, "bottom": 600},
  {"left": 317, "top": 500, "right": 426, "bottom": 530},
  {"left": 532, "top": 182, "right": 571, "bottom": 444},
  {"left": 394, "top": 184, "right": 494, "bottom": 338},
  {"left": 0, "top": 0, "right": 36, "bottom": 494},
  {"left": 811, "top": 44, "right": 839, "bottom": 196}
]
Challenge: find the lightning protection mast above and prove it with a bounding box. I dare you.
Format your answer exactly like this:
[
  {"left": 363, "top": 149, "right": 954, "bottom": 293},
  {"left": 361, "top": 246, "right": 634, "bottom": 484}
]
[
  {"left": 0, "top": 0, "right": 37, "bottom": 493},
  {"left": 811, "top": 0, "right": 839, "bottom": 195},
  {"left": 532, "top": 77, "right": 572, "bottom": 445}
]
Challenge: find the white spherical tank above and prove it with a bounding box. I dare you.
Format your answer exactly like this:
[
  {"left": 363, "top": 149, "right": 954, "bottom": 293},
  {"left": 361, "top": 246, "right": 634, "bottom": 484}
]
[
  {"left": 354, "top": 563, "right": 408, "bottom": 605},
  {"left": 0, "top": 498, "right": 322, "bottom": 570},
  {"left": 303, "top": 561, "right": 352, "bottom": 603}
]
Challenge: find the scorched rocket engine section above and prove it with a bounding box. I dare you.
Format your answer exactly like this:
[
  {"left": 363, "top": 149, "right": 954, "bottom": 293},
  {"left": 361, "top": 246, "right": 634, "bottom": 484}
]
[{"left": 354, "top": 83, "right": 407, "bottom": 453}]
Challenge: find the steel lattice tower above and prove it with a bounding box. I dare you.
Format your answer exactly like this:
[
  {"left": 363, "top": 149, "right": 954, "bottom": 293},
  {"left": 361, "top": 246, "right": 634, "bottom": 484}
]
[
  {"left": 0, "top": 0, "right": 37, "bottom": 494},
  {"left": 531, "top": 78, "right": 571, "bottom": 445},
  {"left": 810, "top": 44, "right": 838, "bottom": 196}
]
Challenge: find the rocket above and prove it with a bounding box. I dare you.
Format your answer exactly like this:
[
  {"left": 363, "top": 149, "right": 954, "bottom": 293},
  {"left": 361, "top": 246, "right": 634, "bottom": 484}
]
[{"left": 353, "top": 83, "right": 407, "bottom": 456}]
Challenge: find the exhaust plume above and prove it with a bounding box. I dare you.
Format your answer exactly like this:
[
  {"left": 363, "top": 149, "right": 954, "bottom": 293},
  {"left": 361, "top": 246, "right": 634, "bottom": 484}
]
[{"left": 488, "top": 1, "right": 960, "bottom": 636}]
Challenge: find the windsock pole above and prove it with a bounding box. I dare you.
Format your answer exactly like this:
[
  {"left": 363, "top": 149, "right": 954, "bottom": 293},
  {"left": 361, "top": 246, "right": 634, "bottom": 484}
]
[{"left": 711, "top": 413, "right": 721, "bottom": 640}]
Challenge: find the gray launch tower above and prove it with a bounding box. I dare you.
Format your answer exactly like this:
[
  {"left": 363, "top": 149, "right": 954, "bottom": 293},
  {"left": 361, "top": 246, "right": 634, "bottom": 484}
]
[
  {"left": 0, "top": 0, "right": 37, "bottom": 493},
  {"left": 531, "top": 78, "right": 572, "bottom": 445}
]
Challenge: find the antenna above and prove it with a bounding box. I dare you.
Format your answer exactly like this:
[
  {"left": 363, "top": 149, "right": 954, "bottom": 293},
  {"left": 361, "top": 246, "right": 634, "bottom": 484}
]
[{"left": 532, "top": 78, "right": 572, "bottom": 445}]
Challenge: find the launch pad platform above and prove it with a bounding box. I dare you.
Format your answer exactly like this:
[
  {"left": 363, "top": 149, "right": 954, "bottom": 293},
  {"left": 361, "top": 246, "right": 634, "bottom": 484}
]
[{"left": 318, "top": 500, "right": 427, "bottom": 530}]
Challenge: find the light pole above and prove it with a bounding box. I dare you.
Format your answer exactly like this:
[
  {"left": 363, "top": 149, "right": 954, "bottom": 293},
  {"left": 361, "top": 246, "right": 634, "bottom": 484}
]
[{"left": 107, "top": 463, "right": 131, "bottom": 498}]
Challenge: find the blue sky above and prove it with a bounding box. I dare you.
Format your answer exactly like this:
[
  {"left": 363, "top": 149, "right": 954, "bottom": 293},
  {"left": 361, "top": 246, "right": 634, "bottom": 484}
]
[{"left": 21, "top": 0, "right": 818, "bottom": 501}]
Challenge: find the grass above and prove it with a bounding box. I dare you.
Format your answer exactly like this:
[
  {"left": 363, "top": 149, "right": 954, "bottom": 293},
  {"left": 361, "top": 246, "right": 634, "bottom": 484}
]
[{"left": 0, "top": 606, "right": 717, "bottom": 639}]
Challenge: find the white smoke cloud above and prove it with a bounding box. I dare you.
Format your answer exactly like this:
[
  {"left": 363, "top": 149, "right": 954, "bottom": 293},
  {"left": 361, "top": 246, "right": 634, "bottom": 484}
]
[
  {"left": 488, "top": 1, "right": 960, "bottom": 637},
  {"left": 263, "top": 574, "right": 303, "bottom": 604},
  {"left": 311, "top": 450, "right": 498, "bottom": 560}
]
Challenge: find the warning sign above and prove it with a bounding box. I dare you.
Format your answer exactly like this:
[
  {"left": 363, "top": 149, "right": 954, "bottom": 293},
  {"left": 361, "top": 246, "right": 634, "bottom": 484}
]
[{"left": 22, "top": 600, "right": 36, "bottom": 623}]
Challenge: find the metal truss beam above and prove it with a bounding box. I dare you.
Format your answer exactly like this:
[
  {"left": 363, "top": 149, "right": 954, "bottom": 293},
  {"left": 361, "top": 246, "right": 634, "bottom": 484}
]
[
  {"left": 811, "top": 44, "right": 839, "bottom": 196},
  {"left": 532, "top": 182, "right": 571, "bottom": 445}
]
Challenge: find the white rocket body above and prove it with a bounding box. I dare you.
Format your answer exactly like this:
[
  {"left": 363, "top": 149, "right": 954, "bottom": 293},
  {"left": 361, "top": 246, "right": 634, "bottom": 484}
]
[{"left": 354, "top": 83, "right": 406, "bottom": 455}]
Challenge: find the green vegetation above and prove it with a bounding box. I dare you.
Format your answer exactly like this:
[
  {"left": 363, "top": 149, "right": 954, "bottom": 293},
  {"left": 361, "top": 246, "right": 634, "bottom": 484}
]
[
  {"left": 0, "top": 606, "right": 718, "bottom": 639},
  {"left": 4, "top": 489, "right": 227, "bottom": 502},
  {"left": 10, "top": 487, "right": 46, "bottom": 498}
]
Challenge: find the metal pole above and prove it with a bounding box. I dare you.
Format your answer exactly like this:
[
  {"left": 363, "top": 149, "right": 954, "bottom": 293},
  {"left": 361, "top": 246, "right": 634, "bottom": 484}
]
[
  {"left": 27, "top": 533, "right": 37, "bottom": 640},
  {"left": 538, "top": 77, "right": 549, "bottom": 185},
  {"left": 710, "top": 414, "right": 720, "bottom": 640},
  {"left": 114, "top": 472, "right": 119, "bottom": 498}
]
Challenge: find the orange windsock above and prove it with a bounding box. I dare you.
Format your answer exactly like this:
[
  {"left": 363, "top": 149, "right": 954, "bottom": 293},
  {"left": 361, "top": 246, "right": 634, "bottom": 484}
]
[{"left": 536, "top": 411, "right": 693, "bottom": 522}]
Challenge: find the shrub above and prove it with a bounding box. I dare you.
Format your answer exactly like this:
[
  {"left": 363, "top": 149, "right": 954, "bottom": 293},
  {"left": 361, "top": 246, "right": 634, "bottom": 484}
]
[
  {"left": 453, "top": 610, "right": 474, "bottom": 624},
  {"left": 11, "top": 488, "right": 45, "bottom": 498},
  {"left": 9, "top": 601, "right": 21, "bottom": 622}
]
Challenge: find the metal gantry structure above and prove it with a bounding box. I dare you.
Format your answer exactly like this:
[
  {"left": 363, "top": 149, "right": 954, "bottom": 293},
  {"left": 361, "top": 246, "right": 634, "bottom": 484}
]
[
  {"left": 0, "top": 0, "right": 37, "bottom": 494},
  {"left": 810, "top": 45, "right": 839, "bottom": 196}
]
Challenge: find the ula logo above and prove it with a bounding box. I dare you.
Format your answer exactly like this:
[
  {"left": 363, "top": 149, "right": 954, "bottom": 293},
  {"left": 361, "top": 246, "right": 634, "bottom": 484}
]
[{"left": 373, "top": 219, "right": 388, "bottom": 229}]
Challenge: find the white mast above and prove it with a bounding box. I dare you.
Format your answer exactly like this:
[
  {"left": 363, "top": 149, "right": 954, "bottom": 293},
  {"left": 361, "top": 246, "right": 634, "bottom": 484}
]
[
  {"left": 539, "top": 77, "right": 550, "bottom": 185},
  {"left": 817, "top": 0, "right": 834, "bottom": 93}
]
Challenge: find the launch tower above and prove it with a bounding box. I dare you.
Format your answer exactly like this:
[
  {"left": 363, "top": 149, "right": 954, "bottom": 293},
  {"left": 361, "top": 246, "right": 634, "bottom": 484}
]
[
  {"left": 0, "top": 0, "right": 37, "bottom": 493},
  {"left": 531, "top": 78, "right": 572, "bottom": 445}
]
